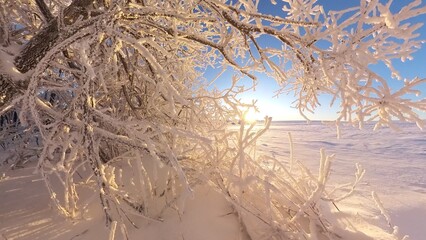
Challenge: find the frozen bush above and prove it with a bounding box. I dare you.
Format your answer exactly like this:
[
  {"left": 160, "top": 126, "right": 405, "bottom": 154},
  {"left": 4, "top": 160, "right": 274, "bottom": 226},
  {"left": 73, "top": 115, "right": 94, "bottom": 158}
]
[{"left": 0, "top": 0, "right": 424, "bottom": 239}]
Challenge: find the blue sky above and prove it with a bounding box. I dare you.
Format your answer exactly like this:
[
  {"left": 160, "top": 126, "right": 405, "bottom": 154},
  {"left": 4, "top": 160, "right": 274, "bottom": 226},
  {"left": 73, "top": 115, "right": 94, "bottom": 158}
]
[{"left": 210, "top": 0, "right": 426, "bottom": 121}]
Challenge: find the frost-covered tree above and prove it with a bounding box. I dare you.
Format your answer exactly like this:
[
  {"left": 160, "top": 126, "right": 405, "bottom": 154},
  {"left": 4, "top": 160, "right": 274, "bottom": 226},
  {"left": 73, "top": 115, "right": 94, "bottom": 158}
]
[{"left": 0, "top": 0, "right": 425, "bottom": 239}]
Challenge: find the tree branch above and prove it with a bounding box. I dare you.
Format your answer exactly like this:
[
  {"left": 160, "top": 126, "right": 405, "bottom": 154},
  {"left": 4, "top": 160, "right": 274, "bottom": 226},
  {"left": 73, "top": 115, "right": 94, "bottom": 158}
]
[
  {"left": 0, "top": 5, "right": 9, "bottom": 47},
  {"left": 35, "top": 0, "right": 54, "bottom": 22},
  {"left": 14, "top": 0, "right": 94, "bottom": 73}
]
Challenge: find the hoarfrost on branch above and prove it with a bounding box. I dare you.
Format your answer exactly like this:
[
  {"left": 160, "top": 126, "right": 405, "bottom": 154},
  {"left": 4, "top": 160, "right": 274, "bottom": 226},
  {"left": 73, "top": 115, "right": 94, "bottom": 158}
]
[{"left": 0, "top": 0, "right": 424, "bottom": 239}]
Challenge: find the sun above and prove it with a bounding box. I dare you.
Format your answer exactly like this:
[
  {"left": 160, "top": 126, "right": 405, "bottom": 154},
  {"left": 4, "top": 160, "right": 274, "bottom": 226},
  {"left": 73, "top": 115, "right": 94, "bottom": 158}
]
[{"left": 242, "top": 108, "right": 258, "bottom": 123}]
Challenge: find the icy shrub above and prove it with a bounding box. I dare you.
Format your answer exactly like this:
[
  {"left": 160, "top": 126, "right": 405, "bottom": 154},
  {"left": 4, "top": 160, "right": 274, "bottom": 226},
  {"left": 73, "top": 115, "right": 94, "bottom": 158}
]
[
  {"left": 205, "top": 116, "right": 365, "bottom": 239},
  {"left": 0, "top": 0, "right": 425, "bottom": 239}
]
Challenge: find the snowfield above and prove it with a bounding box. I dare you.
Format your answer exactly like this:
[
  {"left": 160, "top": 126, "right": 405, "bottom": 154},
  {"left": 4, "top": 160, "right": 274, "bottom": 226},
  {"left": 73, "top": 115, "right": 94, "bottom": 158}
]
[
  {"left": 256, "top": 121, "right": 426, "bottom": 239},
  {"left": 1, "top": 121, "right": 425, "bottom": 240}
]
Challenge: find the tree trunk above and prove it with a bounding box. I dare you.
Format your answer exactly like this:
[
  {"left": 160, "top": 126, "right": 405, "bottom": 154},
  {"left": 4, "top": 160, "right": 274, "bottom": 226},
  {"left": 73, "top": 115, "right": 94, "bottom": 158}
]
[{"left": 14, "top": 0, "right": 94, "bottom": 73}]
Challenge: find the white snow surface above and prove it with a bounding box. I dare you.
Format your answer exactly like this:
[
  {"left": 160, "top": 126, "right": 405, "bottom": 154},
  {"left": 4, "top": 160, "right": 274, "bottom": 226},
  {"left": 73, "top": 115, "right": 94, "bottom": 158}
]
[
  {"left": 255, "top": 121, "right": 426, "bottom": 240},
  {"left": 1, "top": 121, "right": 425, "bottom": 240}
]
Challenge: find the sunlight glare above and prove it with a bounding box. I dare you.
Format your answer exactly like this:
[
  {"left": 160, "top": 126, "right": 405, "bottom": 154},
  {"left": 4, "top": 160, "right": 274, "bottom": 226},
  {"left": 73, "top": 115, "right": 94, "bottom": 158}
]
[{"left": 243, "top": 108, "right": 258, "bottom": 123}]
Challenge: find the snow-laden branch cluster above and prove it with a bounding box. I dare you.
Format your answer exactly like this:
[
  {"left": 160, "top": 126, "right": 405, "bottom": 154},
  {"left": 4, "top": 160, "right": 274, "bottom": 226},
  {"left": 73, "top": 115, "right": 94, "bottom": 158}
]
[
  {"left": 1, "top": 0, "right": 425, "bottom": 126},
  {"left": 0, "top": 0, "right": 424, "bottom": 239}
]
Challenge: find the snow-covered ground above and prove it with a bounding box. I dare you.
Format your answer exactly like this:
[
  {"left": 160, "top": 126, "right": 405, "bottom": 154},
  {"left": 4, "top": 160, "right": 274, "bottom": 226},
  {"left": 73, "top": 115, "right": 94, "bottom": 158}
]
[
  {"left": 0, "top": 121, "right": 425, "bottom": 239},
  {"left": 256, "top": 121, "right": 426, "bottom": 239}
]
